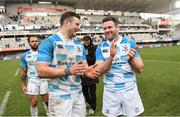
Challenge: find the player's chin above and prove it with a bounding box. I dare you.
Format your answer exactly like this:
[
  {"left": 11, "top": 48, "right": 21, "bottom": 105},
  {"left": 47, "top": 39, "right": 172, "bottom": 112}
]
[
  {"left": 72, "top": 32, "right": 77, "bottom": 37},
  {"left": 106, "top": 35, "right": 113, "bottom": 40},
  {"left": 32, "top": 46, "right": 38, "bottom": 50},
  {"left": 71, "top": 34, "right": 76, "bottom": 38},
  {"left": 105, "top": 33, "right": 112, "bottom": 38}
]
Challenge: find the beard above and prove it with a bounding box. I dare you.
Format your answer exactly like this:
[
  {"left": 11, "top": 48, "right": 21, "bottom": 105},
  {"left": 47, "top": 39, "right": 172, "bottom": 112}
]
[
  {"left": 84, "top": 44, "right": 88, "bottom": 48},
  {"left": 105, "top": 34, "right": 113, "bottom": 40},
  {"left": 68, "top": 29, "right": 76, "bottom": 38},
  {"left": 30, "top": 45, "right": 38, "bottom": 51},
  {"left": 105, "top": 33, "right": 118, "bottom": 41}
]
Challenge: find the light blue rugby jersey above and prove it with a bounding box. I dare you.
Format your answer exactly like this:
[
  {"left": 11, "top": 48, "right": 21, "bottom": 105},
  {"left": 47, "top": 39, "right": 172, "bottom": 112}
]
[
  {"left": 37, "top": 33, "right": 86, "bottom": 100},
  {"left": 96, "top": 37, "right": 140, "bottom": 92},
  {"left": 21, "top": 50, "right": 41, "bottom": 81}
]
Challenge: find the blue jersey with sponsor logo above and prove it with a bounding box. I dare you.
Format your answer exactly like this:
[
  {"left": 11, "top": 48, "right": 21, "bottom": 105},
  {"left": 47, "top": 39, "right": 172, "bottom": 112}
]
[
  {"left": 37, "top": 33, "right": 86, "bottom": 100},
  {"left": 96, "top": 37, "right": 140, "bottom": 92}
]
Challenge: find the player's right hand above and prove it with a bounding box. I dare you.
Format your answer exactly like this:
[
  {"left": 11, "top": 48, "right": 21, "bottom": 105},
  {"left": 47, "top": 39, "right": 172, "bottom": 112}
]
[
  {"left": 110, "top": 37, "right": 118, "bottom": 58},
  {"left": 70, "top": 61, "right": 86, "bottom": 76}
]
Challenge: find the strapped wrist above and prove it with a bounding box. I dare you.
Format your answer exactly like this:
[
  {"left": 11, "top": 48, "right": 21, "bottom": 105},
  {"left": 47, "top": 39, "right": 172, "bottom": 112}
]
[{"left": 65, "top": 66, "right": 71, "bottom": 76}]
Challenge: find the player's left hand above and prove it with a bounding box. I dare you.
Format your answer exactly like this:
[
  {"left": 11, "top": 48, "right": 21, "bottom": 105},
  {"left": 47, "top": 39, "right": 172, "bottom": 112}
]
[
  {"left": 110, "top": 37, "right": 118, "bottom": 58},
  {"left": 127, "top": 46, "right": 137, "bottom": 61}
]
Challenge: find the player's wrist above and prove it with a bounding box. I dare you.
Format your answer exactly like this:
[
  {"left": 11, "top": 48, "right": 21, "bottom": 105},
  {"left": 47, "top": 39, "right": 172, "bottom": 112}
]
[
  {"left": 109, "top": 56, "right": 114, "bottom": 61},
  {"left": 64, "top": 66, "right": 71, "bottom": 76},
  {"left": 128, "top": 55, "right": 135, "bottom": 61}
]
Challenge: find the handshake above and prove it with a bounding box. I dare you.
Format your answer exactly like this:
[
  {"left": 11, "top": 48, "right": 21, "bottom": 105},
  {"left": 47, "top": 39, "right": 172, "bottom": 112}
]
[{"left": 66, "top": 61, "right": 100, "bottom": 79}]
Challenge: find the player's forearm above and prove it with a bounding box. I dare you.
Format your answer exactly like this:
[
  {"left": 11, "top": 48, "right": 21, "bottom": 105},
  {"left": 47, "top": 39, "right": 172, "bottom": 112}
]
[
  {"left": 37, "top": 65, "right": 66, "bottom": 78},
  {"left": 130, "top": 57, "right": 144, "bottom": 73},
  {"left": 20, "top": 71, "right": 27, "bottom": 85},
  {"left": 98, "top": 56, "right": 113, "bottom": 75}
]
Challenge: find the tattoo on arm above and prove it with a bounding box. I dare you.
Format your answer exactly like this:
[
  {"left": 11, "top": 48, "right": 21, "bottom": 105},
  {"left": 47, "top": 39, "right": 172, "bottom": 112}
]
[
  {"left": 21, "top": 74, "right": 27, "bottom": 82},
  {"left": 21, "top": 68, "right": 27, "bottom": 83}
]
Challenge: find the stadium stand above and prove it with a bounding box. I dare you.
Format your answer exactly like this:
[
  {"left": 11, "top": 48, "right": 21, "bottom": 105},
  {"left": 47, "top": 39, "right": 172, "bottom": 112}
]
[
  {"left": 0, "top": 1, "right": 180, "bottom": 60},
  {"left": 0, "top": 1, "right": 180, "bottom": 117}
]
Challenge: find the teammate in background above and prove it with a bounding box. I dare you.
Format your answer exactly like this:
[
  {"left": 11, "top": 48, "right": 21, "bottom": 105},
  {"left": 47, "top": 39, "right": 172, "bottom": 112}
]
[
  {"left": 36, "top": 11, "right": 99, "bottom": 117},
  {"left": 20, "top": 36, "right": 49, "bottom": 117},
  {"left": 95, "top": 16, "right": 144, "bottom": 117},
  {"left": 81, "top": 35, "right": 99, "bottom": 115}
]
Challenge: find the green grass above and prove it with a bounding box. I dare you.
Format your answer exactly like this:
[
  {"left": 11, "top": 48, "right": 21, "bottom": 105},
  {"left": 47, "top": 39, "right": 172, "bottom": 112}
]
[
  {"left": 0, "top": 60, "right": 46, "bottom": 116},
  {"left": 138, "top": 46, "right": 180, "bottom": 115},
  {"left": 0, "top": 45, "right": 180, "bottom": 116}
]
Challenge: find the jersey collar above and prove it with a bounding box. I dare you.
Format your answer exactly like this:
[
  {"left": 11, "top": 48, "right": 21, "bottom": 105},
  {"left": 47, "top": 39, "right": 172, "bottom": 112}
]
[
  {"left": 106, "top": 36, "right": 122, "bottom": 47},
  {"left": 56, "top": 32, "right": 65, "bottom": 42}
]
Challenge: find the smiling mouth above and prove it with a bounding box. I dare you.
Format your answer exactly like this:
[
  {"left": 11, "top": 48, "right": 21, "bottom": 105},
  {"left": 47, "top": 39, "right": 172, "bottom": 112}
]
[{"left": 105, "top": 33, "right": 112, "bottom": 36}]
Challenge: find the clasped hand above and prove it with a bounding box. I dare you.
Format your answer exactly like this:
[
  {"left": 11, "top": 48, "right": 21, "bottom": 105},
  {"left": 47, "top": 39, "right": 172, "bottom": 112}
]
[{"left": 70, "top": 61, "right": 100, "bottom": 79}]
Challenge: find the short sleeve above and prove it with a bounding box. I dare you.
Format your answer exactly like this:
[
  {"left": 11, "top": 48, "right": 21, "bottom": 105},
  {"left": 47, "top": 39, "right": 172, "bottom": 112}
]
[
  {"left": 96, "top": 46, "right": 104, "bottom": 61},
  {"left": 21, "top": 53, "right": 27, "bottom": 68},
  {"left": 37, "top": 38, "right": 54, "bottom": 63},
  {"left": 130, "top": 39, "right": 140, "bottom": 57}
]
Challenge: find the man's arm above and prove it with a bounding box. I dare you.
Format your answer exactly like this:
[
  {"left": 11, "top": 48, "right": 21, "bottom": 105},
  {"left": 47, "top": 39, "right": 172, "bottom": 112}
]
[
  {"left": 82, "top": 60, "right": 100, "bottom": 79},
  {"left": 37, "top": 63, "right": 66, "bottom": 78},
  {"left": 127, "top": 47, "right": 144, "bottom": 73},
  {"left": 20, "top": 67, "right": 27, "bottom": 94},
  {"left": 129, "top": 57, "right": 144, "bottom": 73},
  {"left": 95, "top": 57, "right": 113, "bottom": 76},
  {"left": 37, "top": 62, "right": 87, "bottom": 79},
  {"left": 95, "top": 39, "right": 117, "bottom": 76}
]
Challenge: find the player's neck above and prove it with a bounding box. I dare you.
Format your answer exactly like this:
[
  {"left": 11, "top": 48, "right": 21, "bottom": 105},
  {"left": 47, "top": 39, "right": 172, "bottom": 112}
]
[
  {"left": 59, "top": 28, "right": 71, "bottom": 42},
  {"left": 31, "top": 49, "right": 37, "bottom": 52}
]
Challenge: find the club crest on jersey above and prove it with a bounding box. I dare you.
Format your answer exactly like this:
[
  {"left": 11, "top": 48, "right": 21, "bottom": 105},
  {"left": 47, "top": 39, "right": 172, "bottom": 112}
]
[
  {"left": 27, "top": 55, "right": 31, "bottom": 58},
  {"left": 121, "top": 44, "right": 130, "bottom": 54},
  {"left": 102, "top": 49, "right": 108, "bottom": 53},
  {"left": 76, "top": 46, "right": 81, "bottom": 52},
  {"left": 26, "top": 55, "right": 33, "bottom": 61}
]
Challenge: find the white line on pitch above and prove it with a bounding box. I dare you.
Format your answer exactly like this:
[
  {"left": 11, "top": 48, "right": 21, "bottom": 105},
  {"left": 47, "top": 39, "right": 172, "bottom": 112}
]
[
  {"left": 144, "top": 60, "right": 180, "bottom": 64},
  {"left": 0, "top": 91, "right": 11, "bottom": 116},
  {"left": 15, "top": 68, "right": 20, "bottom": 77}
]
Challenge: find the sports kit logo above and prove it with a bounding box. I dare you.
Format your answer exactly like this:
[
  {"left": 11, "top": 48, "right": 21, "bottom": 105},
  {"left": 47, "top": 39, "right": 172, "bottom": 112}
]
[{"left": 57, "top": 44, "right": 64, "bottom": 49}]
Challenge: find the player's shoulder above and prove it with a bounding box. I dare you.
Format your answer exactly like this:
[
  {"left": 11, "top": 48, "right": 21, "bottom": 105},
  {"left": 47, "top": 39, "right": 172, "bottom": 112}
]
[
  {"left": 21, "top": 49, "right": 30, "bottom": 60},
  {"left": 121, "top": 37, "right": 135, "bottom": 44},
  {"left": 73, "top": 37, "right": 82, "bottom": 45},
  {"left": 42, "top": 34, "right": 58, "bottom": 44},
  {"left": 99, "top": 41, "right": 108, "bottom": 48},
  {"left": 23, "top": 49, "right": 31, "bottom": 55}
]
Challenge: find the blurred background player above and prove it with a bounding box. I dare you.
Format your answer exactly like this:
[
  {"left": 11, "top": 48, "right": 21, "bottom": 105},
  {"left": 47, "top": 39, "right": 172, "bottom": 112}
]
[
  {"left": 81, "top": 35, "right": 99, "bottom": 115},
  {"left": 20, "top": 36, "right": 49, "bottom": 117}
]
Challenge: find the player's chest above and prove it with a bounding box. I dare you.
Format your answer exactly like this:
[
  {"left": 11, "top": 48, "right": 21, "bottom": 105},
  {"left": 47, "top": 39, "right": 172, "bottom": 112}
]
[
  {"left": 25, "top": 54, "right": 37, "bottom": 65},
  {"left": 101, "top": 43, "right": 130, "bottom": 59},
  {"left": 54, "top": 41, "right": 83, "bottom": 55}
]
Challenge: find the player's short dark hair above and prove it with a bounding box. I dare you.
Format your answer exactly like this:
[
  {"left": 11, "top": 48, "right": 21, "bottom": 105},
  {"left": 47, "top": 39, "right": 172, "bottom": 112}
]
[
  {"left": 60, "top": 11, "right": 80, "bottom": 26},
  {"left": 83, "top": 35, "right": 91, "bottom": 41},
  {"left": 27, "top": 36, "right": 39, "bottom": 43},
  {"left": 102, "top": 16, "right": 119, "bottom": 27}
]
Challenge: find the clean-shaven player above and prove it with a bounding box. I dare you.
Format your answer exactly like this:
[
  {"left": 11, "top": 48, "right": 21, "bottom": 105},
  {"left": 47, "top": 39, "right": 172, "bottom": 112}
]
[{"left": 95, "top": 16, "right": 144, "bottom": 117}]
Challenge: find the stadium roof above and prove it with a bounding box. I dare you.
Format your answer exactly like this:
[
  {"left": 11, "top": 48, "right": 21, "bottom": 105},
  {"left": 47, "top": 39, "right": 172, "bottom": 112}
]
[{"left": 4, "top": 0, "right": 180, "bottom": 14}]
